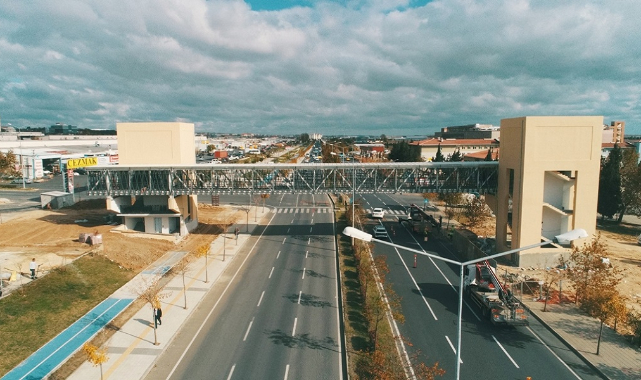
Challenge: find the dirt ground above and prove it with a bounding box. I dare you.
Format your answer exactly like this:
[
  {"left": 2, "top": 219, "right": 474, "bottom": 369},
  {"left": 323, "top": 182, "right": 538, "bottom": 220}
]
[{"left": 0, "top": 201, "right": 244, "bottom": 286}]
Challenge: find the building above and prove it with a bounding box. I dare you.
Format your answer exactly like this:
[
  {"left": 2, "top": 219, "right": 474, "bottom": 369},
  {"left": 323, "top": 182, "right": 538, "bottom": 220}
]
[
  {"left": 409, "top": 138, "right": 499, "bottom": 161},
  {"left": 435, "top": 124, "right": 500, "bottom": 140},
  {"left": 49, "top": 123, "right": 78, "bottom": 135},
  {"left": 602, "top": 121, "right": 625, "bottom": 144},
  {"left": 491, "top": 116, "right": 601, "bottom": 267},
  {"left": 106, "top": 122, "right": 198, "bottom": 237},
  {"left": 354, "top": 143, "right": 385, "bottom": 158}
]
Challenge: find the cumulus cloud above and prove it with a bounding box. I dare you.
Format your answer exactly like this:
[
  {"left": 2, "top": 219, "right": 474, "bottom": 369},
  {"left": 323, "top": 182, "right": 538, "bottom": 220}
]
[{"left": 0, "top": 0, "right": 640, "bottom": 136}]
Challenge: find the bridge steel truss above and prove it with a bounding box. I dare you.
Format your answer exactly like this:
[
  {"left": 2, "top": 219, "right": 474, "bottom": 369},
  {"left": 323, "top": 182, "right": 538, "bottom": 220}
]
[{"left": 86, "top": 161, "right": 498, "bottom": 197}]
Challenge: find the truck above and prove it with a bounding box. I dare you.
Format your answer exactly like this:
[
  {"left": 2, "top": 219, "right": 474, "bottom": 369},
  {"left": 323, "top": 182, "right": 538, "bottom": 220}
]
[
  {"left": 464, "top": 261, "right": 528, "bottom": 325},
  {"left": 398, "top": 204, "right": 439, "bottom": 233}
]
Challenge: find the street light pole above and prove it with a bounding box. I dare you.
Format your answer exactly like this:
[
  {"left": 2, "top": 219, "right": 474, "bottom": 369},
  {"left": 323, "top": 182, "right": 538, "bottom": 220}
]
[{"left": 342, "top": 226, "right": 588, "bottom": 380}]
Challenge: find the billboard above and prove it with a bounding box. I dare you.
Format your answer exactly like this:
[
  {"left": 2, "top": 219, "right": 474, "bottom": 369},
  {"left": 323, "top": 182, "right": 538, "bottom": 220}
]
[{"left": 66, "top": 157, "right": 98, "bottom": 169}]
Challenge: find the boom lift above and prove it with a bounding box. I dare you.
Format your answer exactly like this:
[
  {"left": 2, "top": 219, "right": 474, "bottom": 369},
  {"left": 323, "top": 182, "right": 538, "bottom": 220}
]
[{"left": 464, "top": 261, "right": 528, "bottom": 325}]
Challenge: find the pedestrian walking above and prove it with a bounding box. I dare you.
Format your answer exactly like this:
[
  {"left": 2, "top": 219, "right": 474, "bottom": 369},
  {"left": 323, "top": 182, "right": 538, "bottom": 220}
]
[
  {"left": 29, "top": 258, "right": 38, "bottom": 279},
  {"left": 154, "top": 306, "right": 162, "bottom": 328}
]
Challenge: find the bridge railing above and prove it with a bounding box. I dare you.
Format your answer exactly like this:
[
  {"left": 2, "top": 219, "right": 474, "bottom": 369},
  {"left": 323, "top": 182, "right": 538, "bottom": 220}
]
[{"left": 86, "top": 162, "right": 498, "bottom": 196}]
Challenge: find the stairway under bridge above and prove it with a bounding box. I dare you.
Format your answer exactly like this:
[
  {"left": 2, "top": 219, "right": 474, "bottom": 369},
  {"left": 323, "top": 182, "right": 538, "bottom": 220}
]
[{"left": 86, "top": 161, "right": 498, "bottom": 197}]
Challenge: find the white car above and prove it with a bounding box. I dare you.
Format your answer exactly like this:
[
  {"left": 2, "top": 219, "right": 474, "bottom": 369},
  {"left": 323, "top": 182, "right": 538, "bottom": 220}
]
[
  {"left": 210, "top": 159, "right": 222, "bottom": 164},
  {"left": 372, "top": 208, "right": 385, "bottom": 219}
]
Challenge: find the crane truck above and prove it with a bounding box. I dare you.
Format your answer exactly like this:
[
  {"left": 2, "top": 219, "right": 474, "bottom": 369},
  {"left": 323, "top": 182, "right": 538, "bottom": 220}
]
[{"left": 464, "top": 261, "right": 528, "bottom": 326}]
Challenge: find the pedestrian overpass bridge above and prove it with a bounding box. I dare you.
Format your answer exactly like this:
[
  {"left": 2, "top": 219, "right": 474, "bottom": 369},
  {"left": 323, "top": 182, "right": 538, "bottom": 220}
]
[{"left": 86, "top": 161, "right": 498, "bottom": 197}]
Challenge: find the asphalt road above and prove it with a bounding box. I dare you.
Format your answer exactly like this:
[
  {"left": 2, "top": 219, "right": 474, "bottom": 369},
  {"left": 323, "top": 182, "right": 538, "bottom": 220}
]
[
  {"left": 358, "top": 192, "right": 602, "bottom": 380},
  {"left": 146, "top": 194, "right": 344, "bottom": 380}
]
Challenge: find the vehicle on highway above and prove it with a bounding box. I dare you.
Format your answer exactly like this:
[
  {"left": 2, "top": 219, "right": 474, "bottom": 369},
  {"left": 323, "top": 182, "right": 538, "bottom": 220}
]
[
  {"left": 371, "top": 207, "right": 385, "bottom": 219},
  {"left": 211, "top": 159, "right": 222, "bottom": 164},
  {"left": 464, "top": 261, "right": 528, "bottom": 325},
  {"left": 373, "top": 225, "right": 388, "bottom": 239}
]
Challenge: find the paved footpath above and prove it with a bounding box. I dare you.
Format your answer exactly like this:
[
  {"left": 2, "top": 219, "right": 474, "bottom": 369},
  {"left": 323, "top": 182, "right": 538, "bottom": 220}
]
[
  {"left": 524, "top": 300, "right": 641, "bottom": 380},
  {"left": 2, "top": 207, "right": 266, "bottom": 380}
]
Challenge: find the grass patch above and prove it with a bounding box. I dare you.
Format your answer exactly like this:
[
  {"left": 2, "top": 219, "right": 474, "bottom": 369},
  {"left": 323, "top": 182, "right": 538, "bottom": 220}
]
[{"left": 0, "top": 254, "right": 134, "bottom": 376}]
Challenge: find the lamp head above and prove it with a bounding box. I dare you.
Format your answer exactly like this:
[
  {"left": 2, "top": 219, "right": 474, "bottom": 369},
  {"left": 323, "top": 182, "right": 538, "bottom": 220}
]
[
  {"left": 553, "top": 228, "right": 589, "bottom": 245},
  {"left": 342, "top": 226, "right": 373, "bottom": 242}
]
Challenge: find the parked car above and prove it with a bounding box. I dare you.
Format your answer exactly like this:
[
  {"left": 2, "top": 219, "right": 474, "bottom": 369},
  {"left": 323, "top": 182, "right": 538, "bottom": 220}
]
[
  {"left": 373, "top": 225, "right": 388, "bottom": 239},
  {"left": 211, "top": 159, "right": 222, "bottom": 164},
  {"left": 372, "top": 207, "right": 385, "bottom": 219},
  {"left": 11, "top": 178, "right": 32, "bottom": 184}
]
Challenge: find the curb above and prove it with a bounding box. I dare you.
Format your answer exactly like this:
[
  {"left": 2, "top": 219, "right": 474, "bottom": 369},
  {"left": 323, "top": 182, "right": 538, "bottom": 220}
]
[{"left": 521, "top": 302, "right": 609, "bottom": 380}]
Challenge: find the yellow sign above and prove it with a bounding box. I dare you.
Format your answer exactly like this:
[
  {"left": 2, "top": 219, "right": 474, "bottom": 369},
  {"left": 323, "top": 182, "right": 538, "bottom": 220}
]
[{"left": 67, "top": 157, "right": 98, "bottom": 169}]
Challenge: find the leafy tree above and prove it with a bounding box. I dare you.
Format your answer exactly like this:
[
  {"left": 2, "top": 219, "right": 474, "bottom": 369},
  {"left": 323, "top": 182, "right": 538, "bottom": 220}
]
[
  {"left": 464, "top": 196, "right": 490, "bottom": 229},
  {"left": 0, "top": 150, "right": 19, "bottom": 176},
  {"left": 380, "top": 134, "right": 388, "bottom": 143},
  {"left": 484, "top": 148, "right": 494, "bottom": 161},
  {"left": 389, "top": 141, "right": 421, "bottom": 162},
  {"left": 194, "top": 244, "right": 210, "bottom": 283},
  {"left": 432, "top": 144, "right": 445, "bottom": 162},
  {"left": 82, "top": 343, "right": 109, "bottom": 380},
  {"left": 299, "top": 133, "right": 310, "bottom": 144},
  {"left": 447, "top": 148, "right": 463, "bottom": 162},
  {"left": 618, "top": 149, "right": 641, "bottom": 222},
  {"left": 597, "top": 144, "right": 623, "bottom": 219}
]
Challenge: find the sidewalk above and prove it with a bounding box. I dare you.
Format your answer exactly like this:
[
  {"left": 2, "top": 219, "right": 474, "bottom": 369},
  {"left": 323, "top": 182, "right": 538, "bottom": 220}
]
[
  {"left": 524, "top": 300, "right": 641, "bottom": 380},
  {"left": 67, "top": 211, "right": 265, "bottom": 380}
]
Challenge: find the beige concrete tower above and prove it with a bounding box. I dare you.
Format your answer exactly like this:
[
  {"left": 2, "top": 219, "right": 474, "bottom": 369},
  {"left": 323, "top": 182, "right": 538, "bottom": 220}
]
[{"left": 496, "top": 116, "right": 602, "bottom": 267}]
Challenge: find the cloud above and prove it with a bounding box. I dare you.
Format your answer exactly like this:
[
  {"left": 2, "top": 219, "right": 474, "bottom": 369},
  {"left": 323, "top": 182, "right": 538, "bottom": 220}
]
[{"left": 0, "top": 0, "right": 640, "bottom": 136}]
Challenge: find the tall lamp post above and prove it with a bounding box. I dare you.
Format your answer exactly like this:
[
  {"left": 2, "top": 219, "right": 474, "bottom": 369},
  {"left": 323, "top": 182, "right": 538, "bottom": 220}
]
[{"left": 342, "top": 226, "right": 588, "bottom": 380}]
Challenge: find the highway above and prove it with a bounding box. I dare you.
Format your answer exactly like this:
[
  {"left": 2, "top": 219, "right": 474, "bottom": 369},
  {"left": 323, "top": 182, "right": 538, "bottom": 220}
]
[
  {"left": 359, "top": 192, "right": 602, "bottom": 380},
  {"left": 146, "top": 194, "right": 344, "bottom": 380}
]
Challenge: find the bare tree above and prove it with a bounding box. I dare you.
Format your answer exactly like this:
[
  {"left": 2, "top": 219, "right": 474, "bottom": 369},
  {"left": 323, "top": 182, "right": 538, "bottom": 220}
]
[
  {"left": 135, "top": 277, "right": 170, "bottom": 345},
  {"left": 171, "top": 256, "right": 191, "bottom": 309}
]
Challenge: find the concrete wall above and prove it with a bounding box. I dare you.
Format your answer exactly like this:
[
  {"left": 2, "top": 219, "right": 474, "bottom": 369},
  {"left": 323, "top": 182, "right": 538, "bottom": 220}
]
[
  {"left": 117, "top": 122, "right": 195, "bottom": 165},
  {"left": 496, "top": 116, "right": 601, "bottom": 266}
]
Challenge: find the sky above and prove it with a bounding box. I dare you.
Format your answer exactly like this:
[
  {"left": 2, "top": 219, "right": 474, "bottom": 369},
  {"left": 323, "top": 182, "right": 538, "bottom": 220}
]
[{"left": 1, "top": 0, "right": 640, "bottom": 137}]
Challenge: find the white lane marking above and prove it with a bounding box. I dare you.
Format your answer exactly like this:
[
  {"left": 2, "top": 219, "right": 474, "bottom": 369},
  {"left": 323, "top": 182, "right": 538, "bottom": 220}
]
[
  {"left": 292, "top": 317, "right": 298, "bottom": 336},
  {"left": 298, "top": 291, "right": 302, "bottom": 304},
  {"left": 243, "top": 318, "right": 254, "bottom": 341},
  {"left": 227, "top": 365, "right": 235, "bottom": 380},
  {"left": 311, "top": 218, "right": 314, "bottom": 224},
  {"left": 492, "top": 335, "right": 519, "bottom": 368},
  {"left": 284, "top": 364, "right": 290, "bottom": 380},
  {"left": 269, "top": 267, "right": 274, "bottom": 279},
  {"left": 305, "top": 250, "right": 308, "bottom": 258},
  {"left": 307, "top": 238, "right": 310, "bottom": 245},
  {"left": 392, "top": 246, "right": 438, "bottom": 320},
  {"left": 277, "top": 250, "right": 281, "bottom": 259},
  {"left": 310, "top": 227, "right": 313, "bottom": 233},
  {"left": 165, "top": 211, "right": 277, "bottom": 380},
  {"left": 302, "top": 268, "right": 306, "bottom": 279},
  {"left": 287, "top": 228, "right": 290, "bottom": 233},
  {"left": 445, "top": 336, "right": 463, "bottom": 363},
  {"left": 282, "top": 237, "right": 286, "bottom": 244},
  {"left": 526, "top": 326, "right": 582, "bottom": 379},
  {"left": 257, "top": 291, "right": 265, "bottom": 307},
  {"left": 291, "top": 219, "right": 294, "bottom": 224}
]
